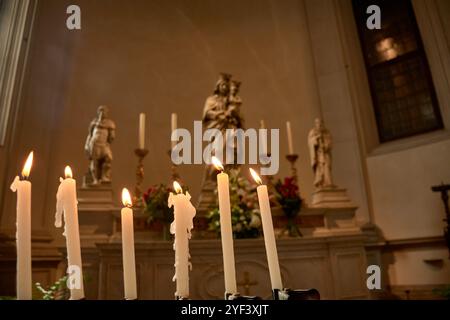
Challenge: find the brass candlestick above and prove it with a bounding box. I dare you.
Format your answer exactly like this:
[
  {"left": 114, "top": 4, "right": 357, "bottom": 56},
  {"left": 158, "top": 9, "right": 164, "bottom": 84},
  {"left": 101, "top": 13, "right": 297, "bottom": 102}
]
[
  {"left": 261, "top": 152, "right": 275, "bottom": 192},
  {"left": 133, "top": 148, "right": 149, "bottom": 208},
  {"left": 286, "top": 154, "right": 299, "bottom": 182},
  {"left": 168, "top": 150, "right": 181, "bottom": 183}
]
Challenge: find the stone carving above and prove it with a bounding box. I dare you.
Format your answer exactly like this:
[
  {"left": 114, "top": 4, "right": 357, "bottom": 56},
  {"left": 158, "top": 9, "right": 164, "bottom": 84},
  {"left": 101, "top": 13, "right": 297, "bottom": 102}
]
[
  {"left": 84, "top": 106, "right": 116, "bottom": 186},
  {"left": 202, "top": 73, "right": 244, "bottom": 132},
  {"left": 308, "top": 118, "right": 334, "bottom": 190},
  {"left": 198, "top": 73, "right": 244, "bottom": 213}
]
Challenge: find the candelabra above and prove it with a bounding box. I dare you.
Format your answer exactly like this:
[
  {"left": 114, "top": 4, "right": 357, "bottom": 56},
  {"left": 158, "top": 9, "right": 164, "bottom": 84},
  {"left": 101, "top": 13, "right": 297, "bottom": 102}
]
[
  {"left": 133, "top": 148, "right": 149, "bottom": 208},
  {"left": 261, "top": 152, "right": 275, "bottom": 191},
  {"left": 168, "top": 150, "right": 181, "bottom": 183},
  {"left": 286, "top": 154, "right": 299, "bottom": 182}
]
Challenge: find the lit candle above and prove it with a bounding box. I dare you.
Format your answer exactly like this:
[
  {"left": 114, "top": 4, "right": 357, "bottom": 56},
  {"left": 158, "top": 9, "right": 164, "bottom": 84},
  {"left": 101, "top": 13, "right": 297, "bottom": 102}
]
[
  {"left": 139, "top": 113, "right": 146, "bottom": 150},
  {"left": 171, "top": 113, "right": 177, "bottom": 149},
  {"left": 168, "top": 181, "right": 196, "bottom": 299},
  {"left": 250, "top": 168, "right": 283, "bottom": 290},
  {"left": 10, "top": 151, "right": 33, "bottom": 300},
  {"left": 286, "top": 121, "right": 294, "bottom": 155},
  {"left": 55, "top": 166, "right": 84, "bottom": 300},
  {"left": 212, "top": 156, "right": 237, "bottom": 295},
  {"left": 121, "top": 188, "right": 137, "bottom": 300}
]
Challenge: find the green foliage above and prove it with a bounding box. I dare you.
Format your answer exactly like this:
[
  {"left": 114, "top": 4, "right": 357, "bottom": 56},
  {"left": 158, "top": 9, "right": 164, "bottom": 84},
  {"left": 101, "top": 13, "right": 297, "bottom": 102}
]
[
  {"left": 208, "top": 168, "right": 262, "bottom": 239},
  {"left": 433, "top": 285, "right": 450, "bottom": 299},
  {"left": 35, "top": 276, "right": 69, "bottom": 300}
]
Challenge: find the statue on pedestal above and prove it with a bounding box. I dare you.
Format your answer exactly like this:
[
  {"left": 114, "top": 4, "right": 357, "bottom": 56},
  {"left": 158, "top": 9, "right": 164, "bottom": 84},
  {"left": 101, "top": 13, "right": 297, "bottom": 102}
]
[
  {"left": 308, "top": 118, "right": 354, "bottom": 208},
  {"left": 308, "top": 118, "right": 334, "bottom": 190},
  {"left": 84, "top": 105, "right": 116, "bottom": 186},
  {"left": 198, "top": 73, "right": 244, "bottom": 213}
]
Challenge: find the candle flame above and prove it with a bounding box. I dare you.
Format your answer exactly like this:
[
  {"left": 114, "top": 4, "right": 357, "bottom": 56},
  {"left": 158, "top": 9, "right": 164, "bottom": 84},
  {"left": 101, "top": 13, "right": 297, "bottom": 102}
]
[
  {"left": 21, "top": 151, "right": 33, "bottom": 179},
  {"left": 249, "top": 168, "right": 263, "bottom": 185},
  {"left": 173, "top": 181, "right": 183, "bottom": 194},
  {"left": 121, "top": 188, "right": 132, "bottom": 207},
  {"left": 211, "top": 156, "right": 224, "bottom": 172},
  {"left": 64, "top": 166, "right": 73, "bottom": 179}
]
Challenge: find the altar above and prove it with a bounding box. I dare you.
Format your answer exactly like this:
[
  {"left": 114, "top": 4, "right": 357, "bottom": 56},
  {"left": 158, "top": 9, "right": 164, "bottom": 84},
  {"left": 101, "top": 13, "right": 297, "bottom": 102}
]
[{"left": 96, "top": 235, "right": 369, "bottom": 300}]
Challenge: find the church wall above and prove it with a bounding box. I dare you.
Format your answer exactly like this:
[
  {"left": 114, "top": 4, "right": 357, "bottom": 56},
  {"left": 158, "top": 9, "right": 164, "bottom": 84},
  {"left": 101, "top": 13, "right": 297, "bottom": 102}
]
[
  {"left": 305, "top": 0, "right": 450, "bottom": 289},
  {"left": 0, "top": 0, "right": 323, "bottom": 239}
]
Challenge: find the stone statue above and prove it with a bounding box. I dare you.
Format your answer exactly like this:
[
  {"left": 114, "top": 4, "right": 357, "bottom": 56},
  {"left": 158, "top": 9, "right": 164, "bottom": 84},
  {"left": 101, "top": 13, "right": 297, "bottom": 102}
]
[
  {"left": 198, "top": 73, "right": 245, "bottom": 213},
  {"left": 202, "top": 73, "right": 244, "bottom": 132},
  {"left": 308, "top": 118, "right": 334, "bottom": 189},
  {"left": 84, "top": 105, "right": 116, "bottom": 185}
]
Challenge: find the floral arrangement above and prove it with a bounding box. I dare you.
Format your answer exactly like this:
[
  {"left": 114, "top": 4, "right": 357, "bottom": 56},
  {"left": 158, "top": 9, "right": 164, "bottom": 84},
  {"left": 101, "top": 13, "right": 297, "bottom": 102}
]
[
  {"left": 143, "top": 184, "right": 176, "bottom": 239},
  {"left": 35, "top": 276, "right": 69, "bottom": 300},
  {"left": 274, "top": 176, "right": 303, "bottom": 237},
  {"left": 208, "top": 168, "right": 262, "bottom": 239}
]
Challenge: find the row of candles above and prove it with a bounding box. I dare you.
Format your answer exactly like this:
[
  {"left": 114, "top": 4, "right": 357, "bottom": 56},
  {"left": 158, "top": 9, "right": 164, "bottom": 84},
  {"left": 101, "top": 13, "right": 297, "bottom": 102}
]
[
  {"left": 11, "top": 151, "right": 283, "bottom": 300},
  {"left": 11, "top": 114, "right": 298, "bottom": 300},
  {"left": 139, "top": 112, "right": 297, "bottom": 154}
]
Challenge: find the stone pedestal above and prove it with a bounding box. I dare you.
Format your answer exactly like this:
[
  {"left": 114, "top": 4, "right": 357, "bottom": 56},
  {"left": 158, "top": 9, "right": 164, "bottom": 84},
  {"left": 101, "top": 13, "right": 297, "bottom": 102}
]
[
  {"left": 77, "top": 185, "right": 115, "bottom": 237},
  {"left": 311, "top": 187, "right": 355, "bottom": 208}
]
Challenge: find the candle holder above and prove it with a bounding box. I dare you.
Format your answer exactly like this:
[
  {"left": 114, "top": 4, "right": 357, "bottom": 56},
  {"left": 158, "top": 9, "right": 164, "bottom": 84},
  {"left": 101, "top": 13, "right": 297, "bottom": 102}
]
[
  {"left": 167, "top": 150, "right": 181, "bottom": 183},
  {"left": 260, "top": 152, "right": 276, "bottom": 192},
  {"left": 133, "top": 148, "right": 149, "bottom": 208},
  {"left": 286, "top": 154, "right": 299, "bottom": 182},
  {"left": 225, "top": 292, "right": 262, "bottom": 300},
  {"left": 272, "top": 288, "right": 320, "bottom": 300}
]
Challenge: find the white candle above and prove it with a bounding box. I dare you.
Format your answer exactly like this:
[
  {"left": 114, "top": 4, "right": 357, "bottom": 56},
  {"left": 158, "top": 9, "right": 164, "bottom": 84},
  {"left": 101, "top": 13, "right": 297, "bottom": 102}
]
[
  {"left": 250, "top": 168, "right": 283, "bottom": 290},
  {"left": 55, "top": 166, "right": 84, "bottom": 300},
  {"left": 212, "top": 157, "right": 237, "bottom": 295},
  {"left": 121, "top": 188, "right": 137, "bottom": 300},
  {"left": 286, "top": 121, "right": 294, "bottom": 155},
  {"left": 168, "top": 181, "right": 196, "bottom": 298},
  {"left": 10, "top": 151, "right": 33, "bottom": 300},
  {"left": 260, "top": 120, "right": 266, "bottom": 129},
  {"left": 171, "top": 113, "right": 177, "bottom": 149},
  {"left": 260, "top": 120, "right": 267, "bottom": 156},
  {"left": 139, "top": 113, "right": 146, "bottom": 150}
]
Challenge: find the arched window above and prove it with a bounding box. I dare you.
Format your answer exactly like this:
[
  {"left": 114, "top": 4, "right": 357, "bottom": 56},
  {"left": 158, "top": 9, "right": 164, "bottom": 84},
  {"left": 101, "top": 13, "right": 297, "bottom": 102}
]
[{"left": 352, "top": 0, "right": 443, "bottom": 142}]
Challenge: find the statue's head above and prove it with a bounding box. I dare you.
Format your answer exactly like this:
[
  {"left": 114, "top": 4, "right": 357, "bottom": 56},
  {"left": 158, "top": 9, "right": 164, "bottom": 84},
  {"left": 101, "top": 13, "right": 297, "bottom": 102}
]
[
  {"left": 97, "top": 105, "right": 109, "bottom": 118},
  {"left": 214, "top": 73, "right": 232, "bottom": 96},
  {"left": 314, "top": 118, "right": 324, "bottom": 130},
  {"left": 230, "top": 80, "right": 241, "bottom": 95}
]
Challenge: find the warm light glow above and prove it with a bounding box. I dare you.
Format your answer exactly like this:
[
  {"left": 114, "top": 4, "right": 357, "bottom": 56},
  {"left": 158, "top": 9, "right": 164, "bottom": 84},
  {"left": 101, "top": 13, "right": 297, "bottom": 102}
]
[
  {"left": 211, "top": 156, "right": 224, "bottom": 172},
  {"left": 249, "top": 168, "right": 263, "bottom": 185},
  {"left": 21, "top": 151, "right": 33, "bottom": 179},
  {"left": 122, "top": 188, "right": 132, "bottom": 207},
  {"left": 173, "top": 181, "right": 183, "bottom": 194},
  {"left": 64, "top": 166, "right": 73, "bottom": 179}
]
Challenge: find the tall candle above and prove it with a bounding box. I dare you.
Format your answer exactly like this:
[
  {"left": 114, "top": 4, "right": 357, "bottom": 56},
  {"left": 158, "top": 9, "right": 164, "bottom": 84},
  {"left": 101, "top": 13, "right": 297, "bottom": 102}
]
[
  {"left": 121, "top": 188, "right": 137, "bottom": 300},
  {"left": 250, "top": 168, "right": 283, "bottom": 290},
  {"left": 260, "top": 120, "right": 266, "bottom": 129},
  {"left": 139, "top": 113, "right": 146, "bottom": 149},
  {"left": 168, "top": 181, "right": 196, "bottom": 298},
  {"left": 171, "top": 113, "right": 177, "bottom": 149},
  {"left": 55, "top": 166, "right": 84, "bottom": 300},
  {"left": 212, "top": 156, "right": 237, "bottom": 295},
  {"left": 286, "top": 121, "right": 294, "bottom": 155},
  {"left": 10, "top": 151, "right": 33, "bottom": 300},
  {"left": 260, "top": 120, "right": 267, "bottom": 156}
]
